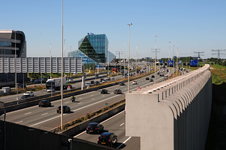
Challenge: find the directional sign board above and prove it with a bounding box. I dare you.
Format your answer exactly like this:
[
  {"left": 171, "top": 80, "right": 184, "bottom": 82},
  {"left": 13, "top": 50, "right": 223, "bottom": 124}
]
[
  {"left": 168, "top": 60, "right": 174, "bottom": 67},
  {"left": 179, "top": 60, "right": 182, "bottom": 65},
  {"left": 159, "top": 60, "right": 164, "bottom": 63},
  {"left": 190, "top": 59, "right": 198, "bottom": 67}
]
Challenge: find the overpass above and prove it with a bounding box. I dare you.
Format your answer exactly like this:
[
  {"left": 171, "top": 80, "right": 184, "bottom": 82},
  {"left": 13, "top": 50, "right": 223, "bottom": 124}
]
[{"left": 126, "top": 64, "right": 212, "bottom": 150}]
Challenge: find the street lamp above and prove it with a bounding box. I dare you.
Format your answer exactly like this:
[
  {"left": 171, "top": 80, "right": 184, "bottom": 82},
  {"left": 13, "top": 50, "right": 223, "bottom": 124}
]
[
  {"left": 127, "top": 23, "right": 132, "bottom": 93},
  {"left": 154, "top": 35, "right": 158, "bottom": 84},
  {"left": 124, "top": 42, "right": 126, "bottom": 77},
  {"left": 168, "top": 41, "right": 171, "bottom": 61},
  {"left": 136, "top": 44, "right": 138, "bottom": 76},
  {"left": 14, "top": 30, "right": 19, "bottom": 101},
  {"left": 61, "top": 0, "right": 64, "bottom": 130}
]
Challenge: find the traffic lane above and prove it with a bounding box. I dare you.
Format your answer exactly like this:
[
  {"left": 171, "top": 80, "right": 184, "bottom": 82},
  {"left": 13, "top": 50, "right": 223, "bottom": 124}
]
[
  {"left": 75, "top": 111, "right": 131, "bottom": 149},
  {"left": 75, "top": 111, "right": 139, "bottom": 150},
  {"left": 3, "top": 74, "right": 157, "bottom": 129},
  {"left": 0, "top": 74, "right": 118, "bottom": 103}
]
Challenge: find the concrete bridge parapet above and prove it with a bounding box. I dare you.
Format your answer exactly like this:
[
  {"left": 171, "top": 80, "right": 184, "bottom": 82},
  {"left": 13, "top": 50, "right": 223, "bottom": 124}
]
[{"left": 126, "top": 64, "right": 212, "bottom": 150}]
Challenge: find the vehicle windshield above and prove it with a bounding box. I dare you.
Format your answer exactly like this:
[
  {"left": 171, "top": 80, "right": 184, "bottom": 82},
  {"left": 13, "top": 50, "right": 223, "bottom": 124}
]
[{"left": 46, "top": 82, "right": 54, "bottom": 87}]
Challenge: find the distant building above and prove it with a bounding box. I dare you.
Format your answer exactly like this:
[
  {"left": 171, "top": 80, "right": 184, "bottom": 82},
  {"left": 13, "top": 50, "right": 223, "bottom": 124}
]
[
  {"left": 68, "top": 33, "right": 116, "bottom": 66},
  {"left": 0, "top": 30, "right": 27, "bottom": 87}
]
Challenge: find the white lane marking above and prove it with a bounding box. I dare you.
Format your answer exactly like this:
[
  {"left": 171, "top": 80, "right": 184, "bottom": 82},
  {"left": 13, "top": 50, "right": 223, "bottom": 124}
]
[
  {"left": 30, "top": 115, "right": 60, "bottom": 127},
  {"left": 24, "top": 112, "right": 31, "bottom": 115},
  {"left": 74, "top": 111, "right": 125, "bottom": 138},
  {"left": 41, "top": 113, "right": 48, "bottom": 116},
  {"left": 72, "top": 95, "right": 119, "bottom": 112},
  {"left": 117, "top": 136, "right": 132, "bottom": 149},
  {"left": 120, "top": 123, "right": 124, "bottom": 126},
  {"left": 79, "top": 98, "right": 82, "bottom": 100},
  {"left": 16, "top": 120, "right": 23, "bottom": 123}
]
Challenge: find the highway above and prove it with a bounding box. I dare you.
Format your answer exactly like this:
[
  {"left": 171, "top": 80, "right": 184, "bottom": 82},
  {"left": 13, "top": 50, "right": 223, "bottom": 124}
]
[
  {"left": 0, "top": 73, "right": 123, "bottom": 103},
  {"left": 0, "top": 68, "right": 169, "bottom": 129},
  {"left": 74, "top": 111, "right": 140, "bottom": 150}
]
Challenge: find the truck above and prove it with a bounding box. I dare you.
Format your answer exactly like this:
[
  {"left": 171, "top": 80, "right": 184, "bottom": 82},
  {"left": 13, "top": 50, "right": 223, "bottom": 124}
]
[{"left": 46, "top": 77, "right": 66, "bottom": 90}]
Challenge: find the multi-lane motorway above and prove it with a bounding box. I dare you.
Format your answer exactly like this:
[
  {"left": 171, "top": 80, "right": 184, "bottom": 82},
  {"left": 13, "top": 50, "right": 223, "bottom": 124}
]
[
  {"left": 0, "top": 73, "right": 124, "bottom": 103},
  {"left": 1, "top": 67, "right": 170, "bottom": 149}
]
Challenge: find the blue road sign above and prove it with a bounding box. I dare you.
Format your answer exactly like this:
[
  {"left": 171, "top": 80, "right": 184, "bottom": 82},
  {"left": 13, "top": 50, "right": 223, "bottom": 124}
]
[
  {"left": 190, "top": 59, "right": 198, "bottom": 66},
  {"left": 159, "top": 60, "right": 164, "bottom": 63},
  {"left": 168, "top": 60, "right": 174, "bottom": 66},
  {"left": 179, "top": 60, "right": 182, "bottom": 65}
]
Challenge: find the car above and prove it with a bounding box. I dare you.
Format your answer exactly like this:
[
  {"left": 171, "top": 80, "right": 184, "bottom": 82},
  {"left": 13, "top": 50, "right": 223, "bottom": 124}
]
[
  {"left": 97, "top": 132, "right": 118, "bottom": 147},
  {"left": 39, "top": 100, "right": 51, "bottom": 107},
  {"left": 86, "top": 122, "right": 104, "bottom": 134},
  {"left": 20, "top": 95, "right": 31, "bottom": 100},
  {"left": 17, "top": 83, "right": 26, "bottom": 89},
  {"left": 119, "top": 82, "right": 125, "bottom": 86},
  {"left": 145, "top": 77, "right": 149, "bottom": 80},
  {"left": 101, "top": 89, "right": 108, "bottom": 94},
  {"left": 106, "top": 77, "right": 110, "bottom": 81},
  {"left": 149, "top": 78, "right": 154, "bottom": 82},
  {"left": 159, "top": 72, "right": 164, "bottom": 76},
  {"left": 151, "top": 75, "right": 155, "bottom": 78},
  {"left": 57, "top": 105, "right": 71, "bottom": 113},
  {"left": 94, "top": 81, "right": 100, "bottom": 86},
  {"left": 47, "top": 88, "right": 55, "bottom": 92},
  {"left": 85, "top": 82, "right": 91, "bottom": 87},
  {"left": 95, "top": 74, "right": 99, "bottom": 79},
  {"left": 132, "top": 81, "right": 137, "bottom": 85},
  {"left": 90, "top": 81, "right": 95, "bottom": 85},
  {"left": 100, "top": 78, "right": 107, "bottom": 83},
  {"left": 114, "top": 89, "right": 122, "bottom": 94},
  {"left": 23, "top": 91, "right": 34, "bottom": 97},
  {"left": 66, "top": 85, "right": 72, "bottom": 89},
  {"left": 68, "top": 78, "right": 73, "bottom": 82}
]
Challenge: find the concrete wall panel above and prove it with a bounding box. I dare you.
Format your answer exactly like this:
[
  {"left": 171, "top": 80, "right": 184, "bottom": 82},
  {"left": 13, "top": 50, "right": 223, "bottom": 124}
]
[{"left": 126, "top": 64, "right": 212, "bottom": 150}]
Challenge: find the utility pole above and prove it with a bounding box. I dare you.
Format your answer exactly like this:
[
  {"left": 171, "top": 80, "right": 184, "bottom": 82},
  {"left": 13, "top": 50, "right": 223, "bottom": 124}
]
[
  {"left": 61, "top": 0, "right": 64, "bottom": 130},
  {"left": 127, "top": 23, "right": 132, "bottom": 93},
  {"left": 168, "top": 41, "right": 171, "bottom": 61},
  {"left": 108, "top": 47, "right": 110, "bottom": 76},
  {"left": 194, "top": 51, "right": 204, "bottom": 67},
  {"left": 173, "top": 45, "right": 175, "bottom": 74},
  {"left": 211, "top": 49, "right": 226, "bottom": 64},
  {"left": 177, "top": 47, "right": 179, "bottom": 75},
  {"left": 151, "top": 36, "right": 160, "bottom": 84},
  {"left": 136, "top": 44, "right": 138, "bottom": 76},
  {"left": 124, "top": 42, "right": 126, "bottom": 77},
  {"left": 50, "top": 43, "right": 52, "bottom": 78}
]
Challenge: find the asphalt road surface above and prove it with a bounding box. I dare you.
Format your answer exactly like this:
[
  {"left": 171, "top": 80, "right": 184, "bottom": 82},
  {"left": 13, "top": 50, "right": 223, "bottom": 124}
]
[
  {"left": 1, "top": 68, "right": 170, "bottom": 131},
  {"left": 0, "top": 74, "right": 123, "bottom": 103}
]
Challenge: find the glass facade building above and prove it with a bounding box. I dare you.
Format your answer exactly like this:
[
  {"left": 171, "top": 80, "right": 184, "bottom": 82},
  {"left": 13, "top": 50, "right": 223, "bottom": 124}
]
[{"left": 69, "top": 33, "right": 116, "bottom": 66}]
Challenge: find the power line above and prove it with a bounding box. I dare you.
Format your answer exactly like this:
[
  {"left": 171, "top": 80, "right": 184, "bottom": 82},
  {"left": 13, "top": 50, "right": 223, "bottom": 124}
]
[
  {"left": 194, "top": 51, "right": 204, "bottom": 58},
  {"left": 211, "top": 49, "right": 226, "bottom": 64}
]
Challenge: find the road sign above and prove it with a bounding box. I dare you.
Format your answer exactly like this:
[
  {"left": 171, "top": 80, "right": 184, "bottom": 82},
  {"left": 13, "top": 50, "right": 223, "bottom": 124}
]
[
  {"left": 179, "top": 60, "right": 182, "bottom": 65},
  {"left": 168, "top": 60, "right": 174, "bottom": 66},
  {"left": 137, "top": 86, "right": 141, "bottom": 90},
  {"left": 190, "top": 60, "right": 198, "bottom": 66}
]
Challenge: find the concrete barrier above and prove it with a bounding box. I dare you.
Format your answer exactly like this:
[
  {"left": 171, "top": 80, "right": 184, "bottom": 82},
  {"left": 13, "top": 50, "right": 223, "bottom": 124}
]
[
  {"left": 56, "top": 104, "right": 125, "bottom": 137},
  {"left": 126, "top": 64, "right": 212, "bottom": 150}
]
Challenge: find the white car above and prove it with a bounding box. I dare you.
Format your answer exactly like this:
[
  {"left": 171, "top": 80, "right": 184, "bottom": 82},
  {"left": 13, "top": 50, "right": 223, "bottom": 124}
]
[
  {"left": 132, "top": 81, "right": 137, "bottom": 85},
  {"left": 23, "top": 91, "right": 34, "bottom": 97},
  {"left": 47, "top": 88, "right": 55, "bottom": 92}
]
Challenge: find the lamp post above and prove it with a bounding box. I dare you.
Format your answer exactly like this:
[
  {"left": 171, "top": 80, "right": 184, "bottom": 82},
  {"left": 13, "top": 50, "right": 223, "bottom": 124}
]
[
  {"left": 14, "top": 30, "right": 19, "bottom": 101},
  {"left": 108, "top": 47, "right": 109, "bottom": 76},
  {"left": 124, "top": 42, "right": 126, "bottom": 77},
  {"left": 136, "top": 44, "right": 138, "bottom": 76},
  {"left": 127, "top": 23, "right": 132, "bottom": 93},
  {"left": 168, "top": 41, "right": 171, "bottom": 61},
  {"left": 173, "top": 45, "right": 175, "bottom": 74},
  {"left": 61, "top": 0, "right": 64, "bottom": 130},
  {"left": 50, "top": 43, "right": 52, "bottom": 78},
  {"left": 154, "top": 35, "right": 158, "bottom": 84}
]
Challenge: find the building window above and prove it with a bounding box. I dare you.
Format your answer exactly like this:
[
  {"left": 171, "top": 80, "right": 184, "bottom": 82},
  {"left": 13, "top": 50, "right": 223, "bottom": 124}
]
[{"left": 0, "top": 41, "right": 12, "bottom": 47}]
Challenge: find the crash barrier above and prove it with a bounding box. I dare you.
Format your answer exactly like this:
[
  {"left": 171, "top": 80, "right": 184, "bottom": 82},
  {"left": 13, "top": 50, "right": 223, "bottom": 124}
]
[
  {"left": 126, "top": 64, "right": 212, "bottom": 150},
  {"left": 4, "top": 70, "right": 155, "bottom": 113},
  {"left": 1, "top": 120, "right": 115, "bottom": 150}
]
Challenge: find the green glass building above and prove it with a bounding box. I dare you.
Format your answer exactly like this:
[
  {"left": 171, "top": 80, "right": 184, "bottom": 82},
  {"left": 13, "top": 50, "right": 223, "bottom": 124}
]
[{"left": 78, "top": 33, "right": 109, "bottom": 63}]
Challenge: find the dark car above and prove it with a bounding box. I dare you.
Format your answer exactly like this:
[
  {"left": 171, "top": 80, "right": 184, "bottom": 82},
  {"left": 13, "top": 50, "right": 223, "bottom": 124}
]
[
  {"left": 106, "top": 77, "right": 110, "bottom": 81},
  {"left": 20, "top": 95, "right": 31, "bottom": 100},
  {"left": 90, "top": 81, "right": 95, "bottom": 85},
  {"left": 39, "top": 100, "right": 51, "bottom": 107},
  {"left": 94, "top": 81, "right": 100, "bottom": 86},
  {"left": 151, "top": 75, "right": 155, "bottom": 78},
  {"left": 57, "top": 105, "right": 71, "bottom": 113},
  {"left": 149, "top": 78, "right": 154, "bottom": 82},
  {"left": 101, "top": 89, "right": 108, "bottom": 94},
  {"left": 114, "top": 89, "right": 122, "bottom": 94},
  {"left": 97, "top": 132, "right": 118, "bottom": 147},
  {"left": 86, "top": 122, "right": 104, "bottom": 134},
  {"left": 145, "top": 77, "right": 149, "bottom": 80},
  {"left": 17, "top": 83, "right": 27, "bottom": 89},
  {"left": 95, "top": 74, "right": 99, "bottom": 78},
  {"left": 118, "top": 82, "right": 125, "bottom": 86}
]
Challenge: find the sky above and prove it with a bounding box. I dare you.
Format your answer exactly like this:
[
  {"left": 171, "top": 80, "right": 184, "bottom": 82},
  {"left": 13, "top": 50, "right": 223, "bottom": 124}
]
[{"left": 1, "top": 0, "right": 226, "bottom": 59}]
